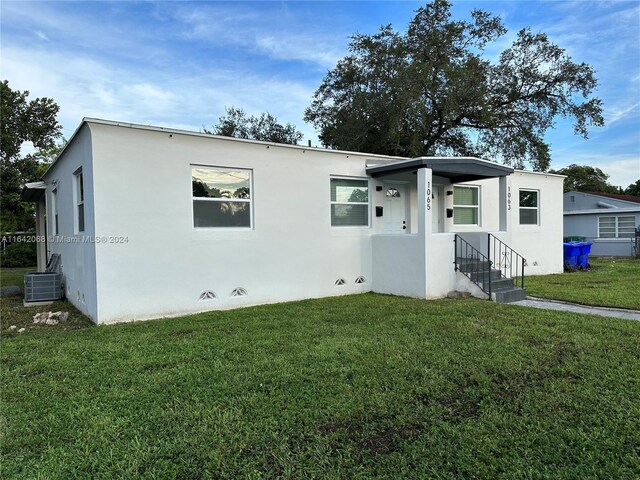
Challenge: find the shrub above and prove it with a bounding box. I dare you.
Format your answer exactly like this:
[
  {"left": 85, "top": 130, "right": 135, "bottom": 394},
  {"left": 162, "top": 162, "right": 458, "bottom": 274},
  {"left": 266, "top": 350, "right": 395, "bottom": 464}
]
[{"left": 0, "top": 240, "right": 37, "bottom": 267}]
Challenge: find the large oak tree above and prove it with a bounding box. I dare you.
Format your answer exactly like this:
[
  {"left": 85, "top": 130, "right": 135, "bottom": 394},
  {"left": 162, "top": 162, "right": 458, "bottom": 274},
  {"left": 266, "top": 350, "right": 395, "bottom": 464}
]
[
  {"left": 304, "top": 0, "right": 603, "bottom": 170},
  {"left": 1, "top": 80, "right": 62, "bottom": 232}
]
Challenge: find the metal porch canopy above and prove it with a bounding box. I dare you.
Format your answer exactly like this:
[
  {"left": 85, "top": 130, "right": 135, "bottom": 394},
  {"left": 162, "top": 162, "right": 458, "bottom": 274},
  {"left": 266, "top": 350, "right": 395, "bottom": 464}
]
[
  {"left": 366, "top": 157, "right": 513, "bottom": 183},
  {"left": 20, "top": 181, "right": 46, "bottom": 202}
]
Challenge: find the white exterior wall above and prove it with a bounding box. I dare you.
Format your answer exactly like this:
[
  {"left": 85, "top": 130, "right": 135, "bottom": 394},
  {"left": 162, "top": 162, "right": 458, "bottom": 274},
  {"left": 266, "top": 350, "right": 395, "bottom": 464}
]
[
  {"left": 43, "top": 125, "right": 98, "bottom": 321},
  {"left": 508, "top": 171, "right": 564, "bottom": 274},
  {"left": 88, "top": 123, "right": 395, "bottom": 323}
]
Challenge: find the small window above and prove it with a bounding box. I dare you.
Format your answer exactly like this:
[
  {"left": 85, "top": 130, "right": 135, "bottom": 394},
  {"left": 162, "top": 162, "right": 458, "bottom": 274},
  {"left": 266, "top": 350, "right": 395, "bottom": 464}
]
[
  {"left": 385, "top": 187, "right": 401, "bottom": 198},
  {"left": 453, "top": 186, "right": 479, "bottom": 225},
  {"left": 192, "top": 166, "right": 252, "bottom": 228},
  {"left": 519, "top": 190, "right": 539, "bottom": 225},
  {"left": 74, "top": 169, "right": 84, "bottom": 233},
  {"left": 599, "top": 216, "right": 636, "bottom": 238},
  {"left": 330, "top": 178, "right": 369, "bottom": 226},
  {"left": 51, "top": 188, "right": 59, "bottom": 235}
]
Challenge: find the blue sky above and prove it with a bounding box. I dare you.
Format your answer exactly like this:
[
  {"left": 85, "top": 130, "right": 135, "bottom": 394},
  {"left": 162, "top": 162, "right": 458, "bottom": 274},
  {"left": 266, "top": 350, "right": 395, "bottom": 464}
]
[{"left": 1, "top": 0, "right": 638, "bottom": 187}]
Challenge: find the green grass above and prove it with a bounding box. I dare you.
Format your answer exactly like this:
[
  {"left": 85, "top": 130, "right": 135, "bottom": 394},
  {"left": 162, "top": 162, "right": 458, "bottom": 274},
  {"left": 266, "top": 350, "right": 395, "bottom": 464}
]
[
  {"left": 2, "top": 294, "right": 639, "bottom": 479},
  {"left": 1, "top": 266, "right": 93, "bottom": 334},
  {"left": 0, "top": 266, "right": 35, "bottom": 289},
  {"left": 525, "top": 258, "right": 640, "bottom": 310}
]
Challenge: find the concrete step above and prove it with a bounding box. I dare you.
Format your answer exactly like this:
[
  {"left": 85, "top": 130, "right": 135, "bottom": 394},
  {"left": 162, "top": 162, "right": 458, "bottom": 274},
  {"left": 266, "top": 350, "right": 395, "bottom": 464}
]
[
  {"left": 456, "top": 258, "right": 492, "bottom": 273},
  {"left": 481, "top": 277, "right": 515, "bottom": 290},
  {"left": 469, "top": 269, "right": 502, "bottom": 282},
  {"left": 492, "top": 287, "right": 527, "bottom": 303}
]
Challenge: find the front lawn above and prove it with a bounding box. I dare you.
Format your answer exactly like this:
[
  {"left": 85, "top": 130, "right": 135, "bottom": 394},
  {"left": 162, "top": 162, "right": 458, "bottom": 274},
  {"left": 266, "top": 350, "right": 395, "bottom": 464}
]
[
  {"left": 2, "top": 294, "right": 639, "bottom": 479},
  {"left": 525, "top": 258, "right": 640, "bottom": 310},
  {"left": 0, "top": 266, "right": 34, "bottom": 289}
]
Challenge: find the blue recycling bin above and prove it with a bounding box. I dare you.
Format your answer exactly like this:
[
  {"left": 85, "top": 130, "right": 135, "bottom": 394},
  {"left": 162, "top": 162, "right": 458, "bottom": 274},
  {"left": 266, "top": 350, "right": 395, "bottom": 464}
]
[
  {"left": 563, "top": 242, "right": 581, "bottom": 269},
  {"left": 577, "top": 242, "right": 592, "bottom": 268}
]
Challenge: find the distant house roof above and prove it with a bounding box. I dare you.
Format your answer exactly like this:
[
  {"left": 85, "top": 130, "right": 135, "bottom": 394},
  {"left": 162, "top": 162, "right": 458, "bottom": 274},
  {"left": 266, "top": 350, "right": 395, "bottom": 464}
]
[
  {"left": 585, "top": 192, "right": 640, "bottom": 204},
  {"left": 563, "top": 191, "right": 640, "bottom": 215}
]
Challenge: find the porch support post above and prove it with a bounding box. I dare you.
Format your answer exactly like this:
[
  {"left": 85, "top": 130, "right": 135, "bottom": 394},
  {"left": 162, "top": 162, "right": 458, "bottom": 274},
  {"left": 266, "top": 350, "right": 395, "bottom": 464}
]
[
  {"left": 35, "top": 200, "right": 47, "bottom": 271},
  {"left": 498, "top": 175, "right": 509, "bottom": 232},
  {"left": 418, "top": 167, "right": 432, "bottom": 298}
]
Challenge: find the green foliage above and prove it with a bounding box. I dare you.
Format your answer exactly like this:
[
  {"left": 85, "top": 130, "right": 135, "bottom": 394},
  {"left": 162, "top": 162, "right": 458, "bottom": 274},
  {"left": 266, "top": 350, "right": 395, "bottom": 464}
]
[
  {"left": 2, "top": 293, "right": 639, "bottom": 478},
  {"left": 1, "top": 80, "right": 63, "bottom": 233},
  {"left": 304, "top": 0, "right": 603, "bottom": 171},
  {"left": 526, "top": 258, "right": 640, "bottom": 309},
  {"left": 624, "top": 179, "right": 640, "bottom": 196},
  {"left": 551, "top": 164, "right": 619, "bottom": 193},
  {"left": 205, "top": 106, "right": 303, "bottom": 145},
  {"left": 0, "top": 240, "right": 37, "bottom": 268}
]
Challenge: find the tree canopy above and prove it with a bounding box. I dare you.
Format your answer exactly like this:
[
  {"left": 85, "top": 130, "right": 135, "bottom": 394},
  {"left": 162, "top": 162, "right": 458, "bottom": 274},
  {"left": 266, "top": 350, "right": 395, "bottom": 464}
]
[
  {"left": 304, "top": 0, "right": 603, "bottom": 171},
  {"left": 623, "top": 179, "right": 640, "bottom": 196},
  {"left": 1, "top": 80, "right": 62, "bottom": 232},
  {"left": 551, "top": 164, "right": 620, "bottom": 193},
  {"left": 205, "top": 107, "right": 303, "bottom": 145}
]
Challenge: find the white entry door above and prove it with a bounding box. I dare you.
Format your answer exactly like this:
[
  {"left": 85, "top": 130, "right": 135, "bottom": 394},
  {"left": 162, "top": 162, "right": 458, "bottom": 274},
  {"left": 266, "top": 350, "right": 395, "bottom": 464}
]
[{"left": 384, "top": 184, "right": 407, "bottom": 233}]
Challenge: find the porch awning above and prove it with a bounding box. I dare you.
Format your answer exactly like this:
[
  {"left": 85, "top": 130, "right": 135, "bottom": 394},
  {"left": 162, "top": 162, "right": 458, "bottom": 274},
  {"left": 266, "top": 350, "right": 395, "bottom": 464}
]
[
  {"left": 366, "top": 157, "right": 513, "bottom": 183},
  {"left": 20, "top": 181, "right": 46, "bottom": 202}
]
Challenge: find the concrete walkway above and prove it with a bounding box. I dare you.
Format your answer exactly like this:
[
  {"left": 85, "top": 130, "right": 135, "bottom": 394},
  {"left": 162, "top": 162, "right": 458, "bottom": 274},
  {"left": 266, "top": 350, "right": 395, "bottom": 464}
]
[{"left": 511, "top": 297, "right": 640, "bottom": 321}]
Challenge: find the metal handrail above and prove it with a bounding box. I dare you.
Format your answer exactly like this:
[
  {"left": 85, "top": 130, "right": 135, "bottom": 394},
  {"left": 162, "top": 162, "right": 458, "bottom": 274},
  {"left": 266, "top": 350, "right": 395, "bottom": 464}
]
[
  {"left": 488, "top": 233, "right": 526, "bottom": 289},
  {"left": 454, "top": 234, "right": 492, "bottom": 299}
]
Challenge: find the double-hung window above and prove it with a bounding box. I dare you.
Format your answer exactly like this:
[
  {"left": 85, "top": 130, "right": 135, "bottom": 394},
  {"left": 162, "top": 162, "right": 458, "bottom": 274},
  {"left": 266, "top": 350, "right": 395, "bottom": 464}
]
[
  {"left": 519, "top": 189, "right": 539, "bottom": 225},
  {"left": 598, "top": 216, "right": 636, "bottom": 238},
  {"left": 74, "top": 169, "right": 84, "bottom": 233},
  {"left": 330, "top": 178, "right": 369, "bottom": 226},
  {"left": 192, "top": 166, "right": 252, "bottom": 228},
  {"left": 453, "top": 186, "right": 479, "bottom": 225}
]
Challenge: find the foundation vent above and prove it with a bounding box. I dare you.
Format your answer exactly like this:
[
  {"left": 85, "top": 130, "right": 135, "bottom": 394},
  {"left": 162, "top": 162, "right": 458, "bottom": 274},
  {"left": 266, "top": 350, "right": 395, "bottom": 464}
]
[
  {"left": 231, "top": 287, "right": 248, "bottom": 297},
  {"left": 355, "top": 276, "right": 367, "bottom": 284},
  {"left": 335, "top": 278, "right": 346, "bottom": 286},
  {"left": 199, "top": 290, "right": 217, "bottom": 301}
]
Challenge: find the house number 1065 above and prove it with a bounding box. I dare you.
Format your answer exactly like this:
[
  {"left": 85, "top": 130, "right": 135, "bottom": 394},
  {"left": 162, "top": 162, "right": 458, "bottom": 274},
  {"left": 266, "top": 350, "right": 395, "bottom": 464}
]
[{"left": 426, "top": 181, "right": 431, "bottom": 210}]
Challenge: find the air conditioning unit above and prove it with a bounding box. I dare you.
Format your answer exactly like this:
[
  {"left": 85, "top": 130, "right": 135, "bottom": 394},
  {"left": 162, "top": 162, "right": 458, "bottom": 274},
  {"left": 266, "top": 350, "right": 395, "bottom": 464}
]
[{"left": 24, "top": 272, "right": 63, "bottom": 302}]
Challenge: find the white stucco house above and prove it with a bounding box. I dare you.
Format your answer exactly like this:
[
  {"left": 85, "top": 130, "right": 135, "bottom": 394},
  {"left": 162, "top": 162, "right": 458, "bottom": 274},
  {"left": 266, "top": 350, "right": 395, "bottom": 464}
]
[{"left": 22, "top": 118, "right": 565, "bottom": 324}]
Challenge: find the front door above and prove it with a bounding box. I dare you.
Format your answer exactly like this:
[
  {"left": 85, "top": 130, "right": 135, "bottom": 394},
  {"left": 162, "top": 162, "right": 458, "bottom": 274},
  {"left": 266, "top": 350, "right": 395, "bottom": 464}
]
[{"left": 384, "top": 184, "right": 407, "bottom": 233}]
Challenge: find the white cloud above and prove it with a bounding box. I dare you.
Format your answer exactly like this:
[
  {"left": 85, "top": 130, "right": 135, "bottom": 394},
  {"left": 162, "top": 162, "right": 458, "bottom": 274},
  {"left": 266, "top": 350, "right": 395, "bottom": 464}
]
[
  {"left": 0, "top": 44, "right": 318, "bottom": 143},
  {"left": 606, "top": 102, "right": 640, "bottom": 127}
]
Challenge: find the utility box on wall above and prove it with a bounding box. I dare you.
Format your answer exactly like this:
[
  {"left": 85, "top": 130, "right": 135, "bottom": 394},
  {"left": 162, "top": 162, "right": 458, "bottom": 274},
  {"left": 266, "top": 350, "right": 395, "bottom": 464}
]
[{"left": 24, "top": 272, "right": 63, "bottom": 302}]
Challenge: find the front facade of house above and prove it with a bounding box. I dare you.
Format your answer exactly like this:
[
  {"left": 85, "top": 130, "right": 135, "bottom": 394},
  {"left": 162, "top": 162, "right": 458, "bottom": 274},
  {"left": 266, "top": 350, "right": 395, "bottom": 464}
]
[
  {"left": 563, "top": 191, "right": 640, "bottom": 257},
  {"left": 28, "top": 119, "right": 564, "bottom": 324}
]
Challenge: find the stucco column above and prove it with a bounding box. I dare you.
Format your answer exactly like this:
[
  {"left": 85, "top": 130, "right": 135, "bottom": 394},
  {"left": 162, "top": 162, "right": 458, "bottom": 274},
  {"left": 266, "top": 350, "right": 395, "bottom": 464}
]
[
  {"left": 499, "top": 175, "right": 510, "bottom": 233},
  {"left": 35, "top": 200, "right": 47, "bottom": 271}
]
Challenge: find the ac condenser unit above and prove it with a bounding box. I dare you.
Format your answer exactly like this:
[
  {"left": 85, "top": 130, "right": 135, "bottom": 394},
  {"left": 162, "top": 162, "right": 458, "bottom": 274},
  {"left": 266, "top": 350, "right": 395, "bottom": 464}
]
[{"left": 24, "top": 272, "right": 63, "bottom": 302}]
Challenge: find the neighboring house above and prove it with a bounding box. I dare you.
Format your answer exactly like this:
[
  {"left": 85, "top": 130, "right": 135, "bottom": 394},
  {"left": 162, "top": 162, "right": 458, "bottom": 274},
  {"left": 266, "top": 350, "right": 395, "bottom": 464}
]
[
  {"left": 22, "top": 118, "right": 564, "bottom": 324},
  {"left": 563, "top": 191, "right": 640, "bottom": 257}
]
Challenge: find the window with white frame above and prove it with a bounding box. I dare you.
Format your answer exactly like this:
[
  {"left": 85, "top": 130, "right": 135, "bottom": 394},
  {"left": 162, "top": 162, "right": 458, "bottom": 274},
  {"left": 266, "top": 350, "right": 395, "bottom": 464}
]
[
  {"left": 519, "top": 189, "right": 539, "bottom": 225},
  {"left": 51, "top": 188, "right": 59, "bottom": 235},
  {"left": 330, "top": 178, "right": 369, "bottom": 226},
  {"left": 598, "top": 216, "right": 636, "bottom": 238},
  {"left": 74, "top": 169, "right": 84, "bottom": 233},
  {"left": 192, "top": 166, "right": 252, "bottom": 228},
  {"left": 453, "top": 186, "right": 479, "bottom": 225}
]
